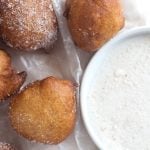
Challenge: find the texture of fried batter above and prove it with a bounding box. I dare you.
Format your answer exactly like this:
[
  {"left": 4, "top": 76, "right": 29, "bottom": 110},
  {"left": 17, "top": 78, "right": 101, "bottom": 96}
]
[
  {"left": 66, "top": 0, "right": 124, "bottom": 51},
  {"left": 9, "top": 76, "right": 76, "bottom": 144},
  {"left": 0, "top": 142, "right": 16, "bottom": 150},
  {"left": 0, "top": 50, "right": 26, "bottom": 102},
  {"left": 0, "top": 0, "right": 58, "bottom": 51}
]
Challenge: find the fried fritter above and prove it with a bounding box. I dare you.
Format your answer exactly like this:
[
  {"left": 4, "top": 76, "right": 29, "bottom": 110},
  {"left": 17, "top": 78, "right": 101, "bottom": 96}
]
[
  {"left": 66, "top": 0, "right": 124, "bottom": 51},
  {"left": 0, "top": 0, "right": 58, "bottom": 51},
  {"left": 0, "top": 50, "right": 26, "bottom": 102},
  {"left": 9, "top": 76, "right": 76, "bottom": 144},
  {"left": 0, "top": 142, "right": 16, "bottom": 150}
]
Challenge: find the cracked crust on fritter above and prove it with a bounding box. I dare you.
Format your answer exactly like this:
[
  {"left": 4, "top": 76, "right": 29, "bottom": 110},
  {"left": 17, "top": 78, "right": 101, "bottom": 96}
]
[{"left": 0, "top": 50, "right": 26, "bottom": 102}]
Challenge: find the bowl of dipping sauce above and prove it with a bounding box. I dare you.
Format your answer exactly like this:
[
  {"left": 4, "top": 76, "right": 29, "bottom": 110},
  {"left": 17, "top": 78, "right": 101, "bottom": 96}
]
[{"left": 81, "top": 27, "right": 150, "bottom": 150}]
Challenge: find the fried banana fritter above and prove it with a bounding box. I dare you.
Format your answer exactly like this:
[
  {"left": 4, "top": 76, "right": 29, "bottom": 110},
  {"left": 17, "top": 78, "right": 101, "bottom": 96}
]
[
  {"left": 0, "top": 50, "right": 26, "bottom": 102},
  {"left": 0, "top": 142, "right": 16, "bottom": 150},
  {"left": 66, "top": 0, "right": 124, "bottom": 51},
  {"left": 0, "top": 0, "right": 58, "bottom": 51},
  {"left": 9, "top": 76, "right": 76, "bottom": 144}
]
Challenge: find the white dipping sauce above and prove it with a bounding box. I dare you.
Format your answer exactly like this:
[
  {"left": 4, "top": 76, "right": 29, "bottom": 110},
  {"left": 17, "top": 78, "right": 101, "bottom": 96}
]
[{"left": 89, "top": 35, "right": 150, "bottom": 150}]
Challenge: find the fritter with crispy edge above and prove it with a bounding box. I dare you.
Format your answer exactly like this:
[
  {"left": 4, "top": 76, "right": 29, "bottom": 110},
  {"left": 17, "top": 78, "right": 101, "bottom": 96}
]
[
  {"left": 66, "top": 0, "right": 124, "bottom": 51},
  {"left": 9, "top": 76, "right": 76, "bottom": 144},
  {"left": 0, "top": 50, "right": 26, "bottom": 102},
  {"left": 0, "top": 0, "right": 58, "bottom": 51}
]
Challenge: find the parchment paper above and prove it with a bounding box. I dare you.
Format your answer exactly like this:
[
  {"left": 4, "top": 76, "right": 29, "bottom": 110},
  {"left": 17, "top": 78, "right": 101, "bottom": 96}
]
[{"left": 0, "top": 0, "right": 149, "bottom": 149}]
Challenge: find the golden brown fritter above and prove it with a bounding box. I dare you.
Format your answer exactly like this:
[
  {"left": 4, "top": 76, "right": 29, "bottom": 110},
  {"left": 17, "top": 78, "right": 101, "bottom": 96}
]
[
  {"left": 0, "top": 50, "right": 26, "bottom": 102},
  {"left": 9, "top": 76, "right": 76, "bottom": 144},
  {"left": 66, "top": 0, "right": 124, "bottom": 51},
  {"left": 0, "top": 142, "right": 16, "bottom": 150},
  {"left": 0, "top": 0, "right": 58, "bottom": 51}
]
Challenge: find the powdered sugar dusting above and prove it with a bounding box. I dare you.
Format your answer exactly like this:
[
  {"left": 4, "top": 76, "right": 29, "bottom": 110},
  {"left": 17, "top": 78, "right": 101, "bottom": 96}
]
[
  {"left": 0, "top": 142, "right": 15, "bottom": 150},
  {"left": 89, "top": 35, "right": 150, "bottom": 150},
  {"left": 0, "top": 0, "right": 57, "bottom": 51}
]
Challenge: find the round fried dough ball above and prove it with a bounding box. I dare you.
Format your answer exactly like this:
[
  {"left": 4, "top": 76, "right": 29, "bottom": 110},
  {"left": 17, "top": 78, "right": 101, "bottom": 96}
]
[
  {"left": 0, "top": 142, "right": 16, "bottom": 150},
  {"left": 0, "top": 0, "right": 57, "bottom": 51},
  {"left": 0, "top": 50, "right": 26, "bottom": 102},
  {"left": 66, "top": 0, "right": 124, "bottom": 51},
  {"left": 9, "top": 77, "right": 76, "bottom": 144}
]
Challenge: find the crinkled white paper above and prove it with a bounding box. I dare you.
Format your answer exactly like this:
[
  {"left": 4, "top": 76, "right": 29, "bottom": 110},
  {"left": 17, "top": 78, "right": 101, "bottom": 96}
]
[{"left": 0, "top": 0, "right": 149, "bottom": 149}]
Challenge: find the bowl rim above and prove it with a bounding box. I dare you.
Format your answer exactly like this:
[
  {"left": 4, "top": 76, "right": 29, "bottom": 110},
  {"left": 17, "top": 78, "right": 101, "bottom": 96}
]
[{"left": 80, "top": 26, "right": 150, "bottom": 149}]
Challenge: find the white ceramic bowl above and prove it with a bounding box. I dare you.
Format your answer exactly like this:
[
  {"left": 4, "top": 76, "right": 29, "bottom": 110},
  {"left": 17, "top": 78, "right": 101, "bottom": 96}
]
[{"left": 80, "top": 27, "right": 150, "bottom": 149}]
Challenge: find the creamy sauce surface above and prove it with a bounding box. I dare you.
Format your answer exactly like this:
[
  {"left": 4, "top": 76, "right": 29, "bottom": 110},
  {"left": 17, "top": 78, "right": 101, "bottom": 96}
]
[{"left": 89, "top": 35, "right": 150, "bottom": 150}]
